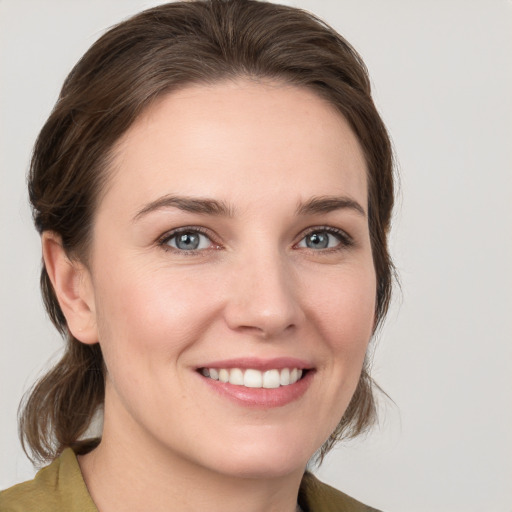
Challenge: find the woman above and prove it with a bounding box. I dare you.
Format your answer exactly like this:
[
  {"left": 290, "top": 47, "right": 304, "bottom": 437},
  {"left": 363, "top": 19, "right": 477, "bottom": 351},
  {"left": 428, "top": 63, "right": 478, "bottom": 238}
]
[{"left": 1, "top": 1, "right": 394, "bottom": 511}]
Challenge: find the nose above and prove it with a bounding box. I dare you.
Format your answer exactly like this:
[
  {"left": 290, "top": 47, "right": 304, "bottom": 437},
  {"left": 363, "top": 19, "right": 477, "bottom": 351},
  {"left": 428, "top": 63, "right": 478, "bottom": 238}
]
[{"left": 223, "top": 248, "right": 304, "bottom": 339}]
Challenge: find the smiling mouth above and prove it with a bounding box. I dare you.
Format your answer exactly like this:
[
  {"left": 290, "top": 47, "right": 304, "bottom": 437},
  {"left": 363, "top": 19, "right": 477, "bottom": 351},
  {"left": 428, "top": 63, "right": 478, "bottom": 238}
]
[{"left": 199, "top": 367, "right": 306, "bottom": 389}]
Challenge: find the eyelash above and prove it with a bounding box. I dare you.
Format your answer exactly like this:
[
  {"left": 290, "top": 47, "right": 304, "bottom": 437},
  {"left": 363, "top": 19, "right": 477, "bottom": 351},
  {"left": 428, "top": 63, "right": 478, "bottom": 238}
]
[
  {"left": 157, "top": 226, "right": 219, "bottom": 254},
  {"left": 157, "top": 225, "right": 354, "bottom": 254},
  {"left": 297, "top": 226, "right": 354, "bottom": 251}
]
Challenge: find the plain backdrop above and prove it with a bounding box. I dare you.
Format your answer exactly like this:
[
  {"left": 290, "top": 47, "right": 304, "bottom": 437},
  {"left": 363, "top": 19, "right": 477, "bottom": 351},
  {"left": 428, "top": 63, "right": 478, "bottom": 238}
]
[{"left": 1, "top": 1, "right": 511, "bottom": 511}]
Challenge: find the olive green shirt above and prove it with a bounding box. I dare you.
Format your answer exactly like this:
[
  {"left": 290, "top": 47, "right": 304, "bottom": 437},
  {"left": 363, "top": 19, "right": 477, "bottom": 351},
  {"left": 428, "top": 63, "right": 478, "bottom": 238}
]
[{"left": 1, "top": 449, "right": 381, "bottom": 511}]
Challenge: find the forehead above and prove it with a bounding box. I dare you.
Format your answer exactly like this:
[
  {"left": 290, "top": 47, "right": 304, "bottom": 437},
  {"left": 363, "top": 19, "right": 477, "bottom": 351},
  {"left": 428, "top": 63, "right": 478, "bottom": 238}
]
[{"left": 100, "top": 79, "right": 368, "bottom": 217}]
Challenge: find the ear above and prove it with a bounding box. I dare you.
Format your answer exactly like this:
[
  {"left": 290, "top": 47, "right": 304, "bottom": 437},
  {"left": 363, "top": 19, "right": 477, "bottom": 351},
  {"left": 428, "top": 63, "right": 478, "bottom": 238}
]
[{"left": 42, "top": 232, "right": 98, "bottom": 345}]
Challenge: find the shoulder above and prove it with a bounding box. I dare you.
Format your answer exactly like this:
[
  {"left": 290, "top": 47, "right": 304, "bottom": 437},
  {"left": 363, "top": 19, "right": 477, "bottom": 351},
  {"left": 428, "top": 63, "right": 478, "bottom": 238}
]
[
  {"left": 299, "top": 472, "right": 383, "bottom": 512},
  {"left": 0, "top": 449, "right": 97, "bottom": 512}
]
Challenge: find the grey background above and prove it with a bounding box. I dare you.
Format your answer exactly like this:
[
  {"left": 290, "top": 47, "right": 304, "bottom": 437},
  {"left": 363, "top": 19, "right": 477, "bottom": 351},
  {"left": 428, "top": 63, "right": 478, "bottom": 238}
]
[{"left": 1, "top": 1, "right": 511, "bottom": 511}]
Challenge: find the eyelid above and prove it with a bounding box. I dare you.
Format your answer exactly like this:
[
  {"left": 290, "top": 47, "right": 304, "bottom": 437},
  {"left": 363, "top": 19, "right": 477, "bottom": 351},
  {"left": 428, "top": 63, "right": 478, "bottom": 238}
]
[
  {"left": 294, "top": 226, "right": 354, "bottom": 249},
  {"left": 157, "top": 226, "right": 220, "bottom": 252},
  {"left": 156, "top": 224, "right": 354, "bottom": 253}
]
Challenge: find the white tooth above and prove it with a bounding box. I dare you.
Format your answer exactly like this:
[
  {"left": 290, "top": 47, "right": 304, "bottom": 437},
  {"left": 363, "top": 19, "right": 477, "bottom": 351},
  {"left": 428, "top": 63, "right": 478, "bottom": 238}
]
[
  {"left": 280, "top": 368, "right": 290, "bottom": 386},
  {"left": 219, "top": 368, "right": 229, "bottom": 383},
  {"left": 201, "top": 368, "right": 210, "bottom": 377},
  {"left": 209, "top": 368, "right": 219, "bottom": 380},
  {"left": 229, "top": 368, "right": 244, "bottom": 385},
  {"left": 244, "top": 369, "right": 263, "bottom": 388},
  {"left": 263, "top": 369, "right": 280, "bottom": 389},
  {"left": 290, "top": 368, "right": 298, "bottom": 384},
  {"left": 297, "top": 369, "right": 303, "bottom": 380}
]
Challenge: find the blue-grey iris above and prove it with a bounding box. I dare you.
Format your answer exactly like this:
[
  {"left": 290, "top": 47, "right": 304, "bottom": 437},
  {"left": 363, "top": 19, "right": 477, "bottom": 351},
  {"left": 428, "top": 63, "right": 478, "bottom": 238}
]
[
  {"left": 176, "top": 232, "right": 200, "bottom": 250},
  {"left": 306, "top": 232, "right": 329, "bottom": 249}
]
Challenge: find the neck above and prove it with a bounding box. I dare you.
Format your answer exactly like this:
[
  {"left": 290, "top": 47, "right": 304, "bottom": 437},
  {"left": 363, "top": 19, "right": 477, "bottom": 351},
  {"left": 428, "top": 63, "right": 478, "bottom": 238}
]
[{"left": 78, "top": 405, "right": 305, "bottom": 512}]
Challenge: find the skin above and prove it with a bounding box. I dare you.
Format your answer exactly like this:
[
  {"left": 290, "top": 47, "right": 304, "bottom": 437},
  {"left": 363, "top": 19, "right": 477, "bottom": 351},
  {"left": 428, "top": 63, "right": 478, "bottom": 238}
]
[{"left": 43, "top": 79, "right": 376, "bottom": 512}]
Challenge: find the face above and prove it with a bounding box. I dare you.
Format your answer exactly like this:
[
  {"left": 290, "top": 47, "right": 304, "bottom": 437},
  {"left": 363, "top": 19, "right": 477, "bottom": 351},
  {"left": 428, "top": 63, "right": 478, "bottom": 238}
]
[{"left": 82, "top": 80, "right": 376, "bottom": 478}]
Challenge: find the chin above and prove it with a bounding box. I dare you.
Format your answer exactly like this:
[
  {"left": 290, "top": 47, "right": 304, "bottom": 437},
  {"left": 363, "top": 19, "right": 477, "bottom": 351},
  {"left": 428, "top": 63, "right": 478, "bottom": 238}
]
[
  {"left": 215, "top": 454, "right": 306, "bottom": 480},
  {"left": 195, "top": 430, "right": 318, "bottom": 480}
]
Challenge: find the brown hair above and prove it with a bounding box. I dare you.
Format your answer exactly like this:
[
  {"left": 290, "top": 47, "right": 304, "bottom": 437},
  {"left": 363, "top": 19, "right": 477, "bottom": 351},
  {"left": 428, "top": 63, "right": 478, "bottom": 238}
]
[{"left": 21, "top": 0, "right": 395, "bottom": 465}]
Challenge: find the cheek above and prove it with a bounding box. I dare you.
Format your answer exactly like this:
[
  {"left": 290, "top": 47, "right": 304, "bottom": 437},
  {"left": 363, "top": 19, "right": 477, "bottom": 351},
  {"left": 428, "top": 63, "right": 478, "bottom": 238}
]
[
  {"left": 92, "top": 261, "right": 222, "bottom": 364},
  {"left": 307, "top": 265, "right": 376, "bottom": 349}
]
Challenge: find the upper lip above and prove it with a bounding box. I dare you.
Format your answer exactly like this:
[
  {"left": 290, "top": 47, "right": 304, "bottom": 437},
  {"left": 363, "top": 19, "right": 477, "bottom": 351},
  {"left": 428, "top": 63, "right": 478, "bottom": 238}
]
[{"left": 196, "top": 357, "right": 313, "bottom": 371}]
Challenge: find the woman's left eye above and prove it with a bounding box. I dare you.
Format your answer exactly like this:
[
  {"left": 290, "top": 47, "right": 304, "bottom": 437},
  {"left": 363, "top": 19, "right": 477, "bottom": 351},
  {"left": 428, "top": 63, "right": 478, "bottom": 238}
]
[
  {"left": 297, "top": 229, "right": 348, "bottom": 250},
  {"left": 163, "top": 230, "right": 213, "bottom": 251}
]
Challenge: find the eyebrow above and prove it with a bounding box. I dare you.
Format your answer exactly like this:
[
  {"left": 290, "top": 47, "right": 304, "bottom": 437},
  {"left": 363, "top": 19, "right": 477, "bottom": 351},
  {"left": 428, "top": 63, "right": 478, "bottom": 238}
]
[
  {"left": 133, "top": 195, "right": 234, "bottom": 221},
  {"left": 133, "top": 193, "right": 366, "bottom": 221},
  {"left": 296, "top": 196, "right": 366, "bottom": 217}
]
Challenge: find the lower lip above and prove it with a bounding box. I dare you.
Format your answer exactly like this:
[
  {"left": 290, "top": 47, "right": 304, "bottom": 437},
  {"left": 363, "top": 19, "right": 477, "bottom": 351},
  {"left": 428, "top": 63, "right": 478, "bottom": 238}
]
[{"left": 198, "top": 370, "right": 314, "bottom": 408}]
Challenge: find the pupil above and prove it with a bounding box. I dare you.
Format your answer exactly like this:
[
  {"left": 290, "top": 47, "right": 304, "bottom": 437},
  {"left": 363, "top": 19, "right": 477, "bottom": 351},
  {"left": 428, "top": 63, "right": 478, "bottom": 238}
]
[
  {"left": 307, "top": 232, "right": 328, "bottom": 249},
  {"left": 177, "top": 232, "right": 199, "bottom": 250}
]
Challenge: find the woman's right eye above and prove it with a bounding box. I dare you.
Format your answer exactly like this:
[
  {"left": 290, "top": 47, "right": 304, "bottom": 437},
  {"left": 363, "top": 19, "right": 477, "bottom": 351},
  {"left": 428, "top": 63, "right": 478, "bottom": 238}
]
[{"left": 162, "top": 230, "right": 213, "bottom": 251}]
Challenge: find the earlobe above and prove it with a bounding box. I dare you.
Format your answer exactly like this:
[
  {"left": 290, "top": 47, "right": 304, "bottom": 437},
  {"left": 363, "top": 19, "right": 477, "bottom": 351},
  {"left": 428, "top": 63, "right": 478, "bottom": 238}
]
[{"left": 42, "top": 232, "right": 98, "bottom": 345}]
